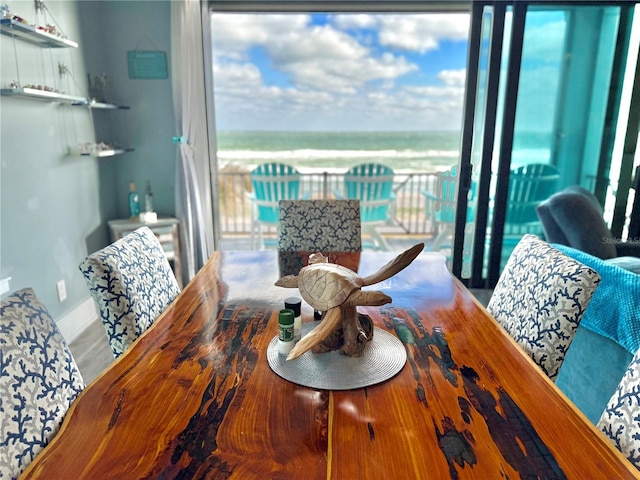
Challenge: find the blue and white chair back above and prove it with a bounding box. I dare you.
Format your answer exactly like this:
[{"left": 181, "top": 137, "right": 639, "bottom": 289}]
[
  {"left": 0, "top": 288, "right": 84, "bottom": 478},
  {"left": 278, "top": 199, "right": 362, "bottom": 275},
  {"left": 598, "top": 349, "right": 640, "bottom": 471},
  {"left": 487, "top": 234, "right": 601, "bottom": 381},
  {"left": 278, "top": 199, "right": 361, "bottom": 253},
  {"left": 79, "top": 226, "right": 180, "bottom": 358}
]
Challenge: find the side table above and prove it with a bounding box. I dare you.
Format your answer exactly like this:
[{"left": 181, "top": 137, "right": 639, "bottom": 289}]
[{"left": 107, "top": 217, "right": 183, "bottom": 288}]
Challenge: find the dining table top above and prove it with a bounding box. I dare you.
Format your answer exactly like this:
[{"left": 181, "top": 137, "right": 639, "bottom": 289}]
[{"left": 21, "top": 248, "right": 637, "bottom": 479}]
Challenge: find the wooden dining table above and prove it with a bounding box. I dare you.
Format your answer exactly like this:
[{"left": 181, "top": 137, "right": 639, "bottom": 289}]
[{"left": 21, "top": 249, "right": 638, "bottom": 479}]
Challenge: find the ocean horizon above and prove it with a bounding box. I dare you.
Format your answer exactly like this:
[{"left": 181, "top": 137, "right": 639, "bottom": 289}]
[{"left": 215, "top": 130, "right": 551, "bottom": 173}]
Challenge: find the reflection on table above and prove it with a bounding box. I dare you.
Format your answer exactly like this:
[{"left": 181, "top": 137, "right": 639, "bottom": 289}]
[{"left": 21, "top": 250, "right": 636, "bottom": 479}]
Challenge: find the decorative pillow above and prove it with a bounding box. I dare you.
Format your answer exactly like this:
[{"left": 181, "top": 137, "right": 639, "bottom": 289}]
[
  {"left": 79, "top": 226, "right": 180, "bottom": 358},
  {"left": 278, "top": 199, "right": 362, "bottom": 252},
  {"left": 0, "top": 288, "right": 85, "bottom": 478},
  {"left": 487, "top": 234, "right": 601, "bottom": 381},
  {"left": 598, "top": 349, "right": 640, "bottom": 469}
]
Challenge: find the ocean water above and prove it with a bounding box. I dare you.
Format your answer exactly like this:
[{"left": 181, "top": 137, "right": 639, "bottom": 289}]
[
  {"left": 216, "top": 130, "right": 461, "bottom": 173},
  {"left": 215, "top": 130, "right": 553, "bottom": 173}
]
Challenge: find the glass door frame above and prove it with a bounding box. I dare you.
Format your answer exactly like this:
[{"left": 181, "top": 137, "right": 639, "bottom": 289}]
[{"left": 454, "top": 0, "right": 639, "bottom": 287}]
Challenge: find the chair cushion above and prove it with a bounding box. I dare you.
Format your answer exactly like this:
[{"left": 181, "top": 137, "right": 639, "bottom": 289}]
[
  {"left": 555, "top": 327, "right": 632, "bottom": 425},
  {"left": 597, "top": 348, "right": 640, "bottom": 469},
  {"left": 0, "top": 288, "right": 84, "bottom": 478},
  {"left": 487, "top": 234, "right": 601, "bottom": 381},
  {"left": 79, "top": 226, "right": 180, "bottom": 358}
]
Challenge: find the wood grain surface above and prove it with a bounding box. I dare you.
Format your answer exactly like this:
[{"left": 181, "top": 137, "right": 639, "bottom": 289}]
[{"left": 21, "top": 250, "right": 638, "bottom": 479}]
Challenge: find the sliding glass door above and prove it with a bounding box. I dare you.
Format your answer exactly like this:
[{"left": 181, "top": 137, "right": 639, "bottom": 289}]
[{"left": 456, "top": 1, "right": 639, "bottom": 287}]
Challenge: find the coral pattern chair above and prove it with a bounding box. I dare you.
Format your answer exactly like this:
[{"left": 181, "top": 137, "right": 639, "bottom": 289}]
[
  {"left": 598, "top": 349, "right": 640, "bottom": 470},
  {"left": 79, "top": 226, "right": 180, "bottom": 358},
  {"left": 487, "top": 234, "right": 601, "bottom": 381},
  {"left": 277, "top": 199, "right": 362, "bottom": 275},
  {"left": 0, "top": 288, "right": 84, "bottom": 478},
  {"left": 250, "top": 162, "right": 308, "bottom": 249},
  {"left": 336, "top": 163, "right": 395, "bottom": 250}
]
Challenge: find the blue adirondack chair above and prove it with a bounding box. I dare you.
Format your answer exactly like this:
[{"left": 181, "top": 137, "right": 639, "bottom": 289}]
[
  {"left": 250, "top": 162, "right": 308, "bottom": 249},
  {"left": 335, "top": 163, "right": 395, "bottom": 250}
]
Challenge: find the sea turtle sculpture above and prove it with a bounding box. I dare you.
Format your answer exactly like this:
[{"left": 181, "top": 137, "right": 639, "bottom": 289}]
[{"left": 275, "top": 243, "right": 424, "bottom": 360}]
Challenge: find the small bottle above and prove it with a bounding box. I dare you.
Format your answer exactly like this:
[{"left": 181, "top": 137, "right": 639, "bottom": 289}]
[
  {"left": 278, "top": 309, "right": 295, "bottom": 356},
  {"left": 285, "top": 297, "right": 302, "bottom": 342},
  {"left": 128, "top": 182, "right": 140, "bottom": 218},
  {"left": 144, "top": 180, "right": 154, "bottom": 213}
]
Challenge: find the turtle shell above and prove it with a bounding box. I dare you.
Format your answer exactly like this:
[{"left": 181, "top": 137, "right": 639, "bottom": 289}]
[{"left": 298, "top": 263, "right": 364, "bottom": 311}]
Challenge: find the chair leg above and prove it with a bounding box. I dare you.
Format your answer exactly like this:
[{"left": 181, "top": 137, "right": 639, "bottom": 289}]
[{"left": 430, "top": 225, "right": 453, "bottom": 251}]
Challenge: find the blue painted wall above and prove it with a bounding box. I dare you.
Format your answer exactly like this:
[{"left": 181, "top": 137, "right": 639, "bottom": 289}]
[{"left": 0, "top": 0, "right": 175, "bottom": 323}]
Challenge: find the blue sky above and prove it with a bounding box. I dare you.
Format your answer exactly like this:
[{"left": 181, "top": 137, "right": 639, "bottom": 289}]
[{"left": 210, "top": 13, "right": 470, "bottom": 132}]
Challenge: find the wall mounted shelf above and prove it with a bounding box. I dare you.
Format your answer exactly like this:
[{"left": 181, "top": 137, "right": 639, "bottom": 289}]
[
  {"left": 1, "top": 87, "right": 84, "bottom": 103},
  {"left": 0, "top": 18, "right": 78, "bottom": 48},
  {"left": 0, "top": 87, "right": 129, "bottom": 109}
]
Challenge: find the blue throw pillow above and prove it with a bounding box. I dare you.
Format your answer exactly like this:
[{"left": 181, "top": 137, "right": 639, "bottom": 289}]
[{"left": 554, "top": 244, "right": 640, "bottom": 354}]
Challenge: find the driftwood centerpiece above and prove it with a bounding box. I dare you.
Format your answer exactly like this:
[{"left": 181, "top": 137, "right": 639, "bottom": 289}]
[{"left": 275, "top": 243, "right": 424, "bottom": 360}]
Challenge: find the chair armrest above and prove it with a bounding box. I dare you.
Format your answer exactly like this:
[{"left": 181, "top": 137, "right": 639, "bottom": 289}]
[{"left": 422, "top": 190, "right": 439, "bottom": 201}]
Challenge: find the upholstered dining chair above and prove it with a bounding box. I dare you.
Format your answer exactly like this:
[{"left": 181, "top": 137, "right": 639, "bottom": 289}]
[
  {"left": 487, "top": 234, "right": 601, "bottom": 381},
  {"left": 79, "top": 226, "right": 180, "bottom": 358},
  {"left": 277, "top": 199, "right": 362, "bottom": 275},
  {"left": 597, "top": 349, "right": 640, "bottom": 471},
  {"left": 0, "top": 288, "right": 85, "bottom": 478}
]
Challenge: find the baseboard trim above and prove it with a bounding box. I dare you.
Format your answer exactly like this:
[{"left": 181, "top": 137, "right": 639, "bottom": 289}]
[{"left": 56, "top": 297, "right": 98, "bottom": 343}]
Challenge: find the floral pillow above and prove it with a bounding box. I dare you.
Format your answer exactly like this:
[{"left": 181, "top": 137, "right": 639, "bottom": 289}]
[
  {"left": 487, "top": 234, "right": 601, "bottom": 381},
  {"left": 598, "top": 350, "right": 640, "bottom": 469},
  {"left": 0, "top": 288, "right": 84, "bottom": 478},
  {"left": 79, "top": 226, "right": 180, "bottom": 358}
]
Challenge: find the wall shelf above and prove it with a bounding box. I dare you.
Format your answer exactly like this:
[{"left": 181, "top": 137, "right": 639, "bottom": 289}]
[
  {"left": 70, "top": 147, "right": 135, "bottom": 158},
  {"left": 1, "top": 87, "right": 85, "bottom": 103},
  {"left": 1, "top": 87, "right": 129, "bottom": 109},
  {"left": 0, "top": 18, "right": 78, "bottom": 48}
]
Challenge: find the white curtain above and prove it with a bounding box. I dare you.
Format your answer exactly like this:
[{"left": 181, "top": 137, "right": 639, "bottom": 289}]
[{"left": 170, "top": 0, "right": 215, "bottom": 282}]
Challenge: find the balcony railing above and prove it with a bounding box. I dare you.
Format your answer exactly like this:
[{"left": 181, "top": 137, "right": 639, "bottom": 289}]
[{"left": 217, "top": 169, "right": 440, "bottom": 238}]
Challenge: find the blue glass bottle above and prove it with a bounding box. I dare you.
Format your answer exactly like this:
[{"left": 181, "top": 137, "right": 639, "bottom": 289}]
[{"left": 128, "top": 182, "right": 140, "bottom": 218}]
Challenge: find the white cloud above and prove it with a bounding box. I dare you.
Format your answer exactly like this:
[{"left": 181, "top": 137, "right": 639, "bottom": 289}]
[
  {"left": 379, "top": 14, "right": 469, "bottom": 53},
  {"left": 210, "top": 13, "right": 468, "bottom": 131},
  {"left": 438, "top": 69, "right": 466, "bottom": 87}
]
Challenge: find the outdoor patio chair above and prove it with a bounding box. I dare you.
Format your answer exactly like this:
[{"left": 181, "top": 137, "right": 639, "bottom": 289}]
[
  {"left": 250, "top": 162, "right": 309, "bottom": 249},
  {"left": 335, "top": 163, "right": 395, "bottom": 250},
  {"left": 498, "top": 162, "right": 561, "bottom": 269},
  {"left": 423, "top": 166, "right": 476, "bottom": 252}
]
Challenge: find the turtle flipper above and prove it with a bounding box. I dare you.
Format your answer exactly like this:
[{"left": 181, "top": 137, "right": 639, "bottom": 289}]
[
  {"left": 286, "top": 307, "right": 342, "bottom": 361},
  {"left": 344, "top": 291, "right": 391, "bottom": 307},
  {"left": 275, "top": 275, "right": 300, "bottom": 288},
  {"left": 361, "top": 243, "right": 424, "bottom": 286}
]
